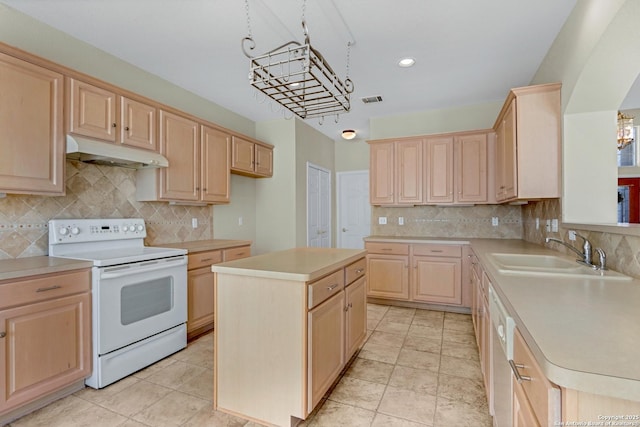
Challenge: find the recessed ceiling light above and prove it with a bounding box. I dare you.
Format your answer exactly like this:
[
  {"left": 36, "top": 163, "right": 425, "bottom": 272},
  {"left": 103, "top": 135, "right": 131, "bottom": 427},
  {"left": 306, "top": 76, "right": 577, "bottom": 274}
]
[{"left": 398, "top": 57, "right": 415, "bottom": 68}]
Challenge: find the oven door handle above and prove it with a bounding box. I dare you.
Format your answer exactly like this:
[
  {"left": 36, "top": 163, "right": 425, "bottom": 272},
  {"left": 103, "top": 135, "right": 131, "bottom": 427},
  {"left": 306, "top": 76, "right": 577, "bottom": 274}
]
[{"left": 99, "top": 257, "right": 187, "bottom": 280}]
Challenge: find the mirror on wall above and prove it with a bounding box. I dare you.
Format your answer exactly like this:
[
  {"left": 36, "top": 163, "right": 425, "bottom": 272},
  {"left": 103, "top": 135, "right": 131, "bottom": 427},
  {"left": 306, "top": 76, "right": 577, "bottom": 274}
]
[{"left": 618, "top": 74, "right": 640, "bottom": 224}]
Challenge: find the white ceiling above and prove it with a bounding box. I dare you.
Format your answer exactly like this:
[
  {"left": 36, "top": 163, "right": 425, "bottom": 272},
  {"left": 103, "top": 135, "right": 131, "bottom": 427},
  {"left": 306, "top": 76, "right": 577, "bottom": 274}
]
[{"left": 1, "top": 0, "right": 579, "bottom": 140}]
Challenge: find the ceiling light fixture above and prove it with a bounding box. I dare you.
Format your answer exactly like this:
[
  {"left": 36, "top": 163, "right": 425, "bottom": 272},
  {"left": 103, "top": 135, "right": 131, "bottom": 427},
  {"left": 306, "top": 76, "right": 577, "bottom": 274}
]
[
  {"left": 241, "top": 0, "right": 354, "bottom": 122},
  {"left": 342, "top": 130, "right": 356, "bottom": 140},
  {"left": 398, "top": 57, "right": 415, "bottom": 68}
]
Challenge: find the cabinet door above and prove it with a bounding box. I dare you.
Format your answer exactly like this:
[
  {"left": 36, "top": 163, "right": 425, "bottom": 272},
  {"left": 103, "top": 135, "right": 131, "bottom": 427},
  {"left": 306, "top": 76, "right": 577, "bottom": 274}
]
[
  {"left": 345, "top": 276, "right": 366, "bottom": 360},
  {"left": 187, "top": 266, "right": 215, "bottom": 335},
  {"left": 513, "top": 376, "right": 541, "bottom": 427},
  {"left": 231, "top": 136, "right": 255, "bottom": 174},
  {"left": 480, "top": 291, "right": 492, "bottom": 403},
  {"left": 456, "top": 133, "right": 488, "bottom": 203},
  {"left": 425, "top": 136, "right": 453, "bottom": 203},
  {"left": 68, "top": 78, "right": 117, "bottom": 142},
  {"left": 0, "top": 293, "right": 91, "bottom": 413},
  {"left": 369, "top": 142, "right": 395, "bottom": 205},
  {"left": 255, "top": 144, "right": 273, "bottom": 177},
  {"left": 496, "top": 99, "right": 517, "bottom": 202},
  {"left": 120, "top": 96, "right": 157, "bottom": 151},
  {"left": 201, "top": 126, "right": 230, "bottom": 203},
  {"left": 412, "top": 256, "right": 462, "bottom": 305},
  {"left": 397, "top": 139, "right": 424, "bottom": 204},
  {"left": 367, "top": 255, "right": 409, "bottom": 300},
  {"left": 158, "top": 110, "right": 199, "bottom": 201},
  {"left": 0, "top": 53, "right": 64, "bottom": 195},
  {"left": 308, "top": 291, "right": 345, "bottom": 412}
]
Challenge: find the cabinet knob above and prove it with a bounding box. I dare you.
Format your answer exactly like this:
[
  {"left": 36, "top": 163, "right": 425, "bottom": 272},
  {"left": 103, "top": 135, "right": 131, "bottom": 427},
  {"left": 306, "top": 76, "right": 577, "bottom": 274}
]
[
  {"left": 0, "top": 332, "right": 5, "bottom": 338},
  {"left": 125, "top": 126, "right": 130, "bottom": 131},
  {"left": 112, "top": 123, "right": 117, "bottom": 128}
]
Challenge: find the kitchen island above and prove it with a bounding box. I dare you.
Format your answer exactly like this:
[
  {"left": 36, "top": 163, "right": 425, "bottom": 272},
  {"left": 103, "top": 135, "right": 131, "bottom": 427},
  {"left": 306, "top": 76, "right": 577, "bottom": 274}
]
[{"left": 211, "top": 247, "right": 367, "bottom": 427}]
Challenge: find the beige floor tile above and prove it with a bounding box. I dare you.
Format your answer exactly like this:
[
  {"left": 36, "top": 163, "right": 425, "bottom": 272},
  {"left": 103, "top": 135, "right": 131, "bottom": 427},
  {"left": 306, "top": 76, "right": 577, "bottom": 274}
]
[
  {"left": 442, "top": 328, "right": 476, "bottom": 345},
  {"left": 344, "top": 357, "right": 395, "bottom": 384},
  {"left": 434, "top": 395, "right": 492, "bottom": 427},
  {"left": 367, "top": 304, "right": 389, "bottom": 319},
  {"left": 372, "top": 413, "right": 431, "bottom": 426},
  {"left": 359, "top": 341, "right": 402, "bottom": 364},
  {"left": 118, "top": 420, "right": 149, "bottom": 427},
  {"left": 411, "top": 316, "right": 444, "bottom": 328},
  {"left": 388, "top": 365, "right": 438, "bottom": 395},
  {"left": 95, "top": 380, "right": 173, "bottom": 417},
  {"left": 443, "top": 312, "right": 471, "bottom": 322},
  {"left": 182, "top": 406, "right": 248, "bottom": 426},
  {"left": 396, "top": 348, "right": 440, "bottom": 372},
  {"left": 180, "top": 346, "right": 215, "bottom": 370},
  {"left": 368, "top": 317, "right": 382, "bottom": 330},
  {"left": 402, "top": 335, "right": 441, "bottom": 354},
  {"left": 441, "top": 340, "right": 479, "bottom": 361},
  {"left": 144, "top": 360, "right": 209, "bottom": 390},
  {"left": 438, "top": 355, "right": 483, "bottom": 381},
  {"left": 132, "top": 390, "right": 210, "bottom": 427},
  {"left": 177, "top": 368, "right": 214, "bottom": 400},
  {"left": 443, "top": 317, "right": 474, "bottom": 333},
  {"left": 132, "top": 357, "right": 177, "bottom": 379},
  {"left": 308, "top": 400, "right": 376, "bottom": 427},
  {"left": 74, "top": 376, "right": 140, "bottom": 404},
  {"left": 375, "top": 319, "right": 411, "bottom": 335},
  {"left": 9, "top": 395, "right": 95, "bottom": 427},
  {"left": 407, "top": 324, "right": 443, "bottom": 340},
  {"left": 413, "top": 309, "right": 444, "bottom": 320},
  {"left": 378, "top": 385, "right": 436, "bottom": 425},
  {"left": 327, "top": 377, "right": 386, "bottom": 411},
  {"left": 437, "top": 373, "right": 487, "bottom": 407},
  {"left": 57, "top": 404, "right": 127, "bottom": 427},
  {"left": 367, "top": 330, "right": 406, "bottom": 348},
  {"left": 382, "top": 307, "right": 416, "bottom": 325}
]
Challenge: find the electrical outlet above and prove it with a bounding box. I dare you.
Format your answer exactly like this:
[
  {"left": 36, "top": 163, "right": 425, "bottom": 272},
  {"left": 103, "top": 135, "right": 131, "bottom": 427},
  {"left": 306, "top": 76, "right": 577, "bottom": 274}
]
[
  {"left": 568, "top": 230, "right": 577, "bottom": 241},
  {"left": 492, "top": 217, "right": 499, "bottom": 226},
  {"left": 398, "top": 217, "right": 404, "bottom": 225},
  {"left": 238, "top": 216, "right": 243, "bottom": 226},
  {"left": 378, "top": 216, "right": 387, "bottom": 225},
  {"left": 535, "top": 218, "right": 540, "bottom": 230},
  {"left": 551, "top": 219, "right": 559, "bottom": 232},
  {"left": 191, "top": 218, "right": 198, "bottom": 228}
]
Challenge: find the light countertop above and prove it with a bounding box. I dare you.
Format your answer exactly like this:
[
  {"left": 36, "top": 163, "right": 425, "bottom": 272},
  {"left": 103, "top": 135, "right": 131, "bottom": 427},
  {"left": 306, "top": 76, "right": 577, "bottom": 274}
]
[
  {"left": 0, "top": 256, "right": 93, "bottom": 282},
  {"left": 211, "top": 247, "right": 366, "bottom": 282},
  {"left": 160, "top": 239, "right": 252, "bottom": 253},
  {"left": 366, "top": 236, "right": 640, "bottom": 401}
]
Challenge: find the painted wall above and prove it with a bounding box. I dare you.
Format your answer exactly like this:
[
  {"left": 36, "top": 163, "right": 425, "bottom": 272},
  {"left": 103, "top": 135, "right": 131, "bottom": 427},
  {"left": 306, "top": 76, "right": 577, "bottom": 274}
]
[{"left": 212, "top": 175, "right": 256, "bottom": 242}]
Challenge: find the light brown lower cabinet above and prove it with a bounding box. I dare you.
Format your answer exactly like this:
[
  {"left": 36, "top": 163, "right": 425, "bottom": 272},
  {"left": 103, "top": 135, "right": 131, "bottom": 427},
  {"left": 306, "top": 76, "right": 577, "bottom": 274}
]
[
  {"left": 214, "top": 253, "right": 366, "bottom": 426},
  {"left": 186, "top": 245, "right": 251, "bottom": 339},
  {"left": 0, "top": 269, "right": 91, "bottom": 420},
  {"left": 366, "top": 242, "right": 463, "bottom": 307}
]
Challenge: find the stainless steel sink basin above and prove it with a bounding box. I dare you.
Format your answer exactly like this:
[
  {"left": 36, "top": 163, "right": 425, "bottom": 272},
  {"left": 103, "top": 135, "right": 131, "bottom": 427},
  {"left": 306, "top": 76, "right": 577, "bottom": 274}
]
[{"left": 488, "top": 253, "right": 632, "bottom": 280}]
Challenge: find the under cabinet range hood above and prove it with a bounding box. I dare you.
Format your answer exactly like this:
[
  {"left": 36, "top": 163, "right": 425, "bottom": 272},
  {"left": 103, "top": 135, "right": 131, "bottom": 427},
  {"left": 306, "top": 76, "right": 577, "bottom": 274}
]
[{"left": 66, "top": 135, "right": 169, "bottom": 169}]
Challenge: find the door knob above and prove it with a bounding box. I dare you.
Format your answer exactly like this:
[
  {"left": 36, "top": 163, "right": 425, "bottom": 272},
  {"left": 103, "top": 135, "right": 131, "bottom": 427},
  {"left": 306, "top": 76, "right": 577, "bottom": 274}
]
[{"left": 342, "top": 228, "right": 348, "bottom": 232}]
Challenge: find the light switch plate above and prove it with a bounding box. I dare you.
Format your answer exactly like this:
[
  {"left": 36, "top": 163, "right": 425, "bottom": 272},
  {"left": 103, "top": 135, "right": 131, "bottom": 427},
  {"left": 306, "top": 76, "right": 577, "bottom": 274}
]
[
  {"left": 491, "top": 217, "right": 499, "bottom": 226},
  {"left": 398, "top": 217, "right": 404, "bottom": 225},
  {"left": 551, "top": 219, "right": 559, "bottom": 232},
  {"left": 378, "top": 216, "right": 387, "bottom": 225}
]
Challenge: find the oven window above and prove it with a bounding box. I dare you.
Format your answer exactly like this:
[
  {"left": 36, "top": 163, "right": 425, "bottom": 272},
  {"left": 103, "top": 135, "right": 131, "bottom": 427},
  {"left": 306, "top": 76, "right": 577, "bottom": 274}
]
[{"left": 121, "top": 277, "right": 173, "bottom": 325}]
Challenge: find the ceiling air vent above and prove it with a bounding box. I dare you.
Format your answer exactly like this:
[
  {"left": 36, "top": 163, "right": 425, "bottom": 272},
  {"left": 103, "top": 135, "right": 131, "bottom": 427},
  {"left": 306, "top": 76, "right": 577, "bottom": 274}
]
[{"left": 361, "top": 95, "right": 383, "bottom": 104}]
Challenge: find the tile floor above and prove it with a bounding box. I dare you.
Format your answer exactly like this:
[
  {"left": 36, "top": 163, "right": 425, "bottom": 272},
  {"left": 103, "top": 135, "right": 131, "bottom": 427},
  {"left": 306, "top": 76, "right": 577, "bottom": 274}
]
[{"left": 7, "top": 304, "right": 492, "bottom": 427}]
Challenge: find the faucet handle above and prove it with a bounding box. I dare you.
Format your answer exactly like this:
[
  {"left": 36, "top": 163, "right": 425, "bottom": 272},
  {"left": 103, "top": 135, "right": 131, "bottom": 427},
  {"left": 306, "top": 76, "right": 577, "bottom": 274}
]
[{"left": 595, "top": 248, "right": 607, "bottom": 271}]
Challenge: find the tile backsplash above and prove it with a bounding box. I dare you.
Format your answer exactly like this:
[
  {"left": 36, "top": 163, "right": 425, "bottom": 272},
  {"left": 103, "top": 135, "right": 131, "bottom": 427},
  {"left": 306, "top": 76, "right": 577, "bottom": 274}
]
[
  {"left": 371, "top": 204, "right": 523, "bottom": 238},
  {"left": 0, "top": 160, "right": 213, "bottom": 259}
]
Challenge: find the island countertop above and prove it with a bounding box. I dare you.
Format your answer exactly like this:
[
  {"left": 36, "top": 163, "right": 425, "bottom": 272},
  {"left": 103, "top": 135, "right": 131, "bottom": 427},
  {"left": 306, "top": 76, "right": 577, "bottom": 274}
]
[{"left": 211, "top": 247, "right": 366, "bottom": 282}]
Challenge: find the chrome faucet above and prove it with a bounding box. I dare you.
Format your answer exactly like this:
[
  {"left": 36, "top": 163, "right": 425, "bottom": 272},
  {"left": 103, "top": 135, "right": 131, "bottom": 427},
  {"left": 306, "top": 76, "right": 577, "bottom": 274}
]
[
  {"left": 545, "top": 234, "right": 593, "bottom": 267},
  {"left": 595, "top": 247, "right": 607, "bottom": 271}
]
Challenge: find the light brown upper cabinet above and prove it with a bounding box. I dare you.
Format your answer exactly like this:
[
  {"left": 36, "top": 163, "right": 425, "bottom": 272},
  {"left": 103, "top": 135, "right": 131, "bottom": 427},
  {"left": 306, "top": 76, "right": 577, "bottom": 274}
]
[
  {"left": 368, "top": 138, "right": 424, "bottom": 206},
  {"left": 137, "top": 112, "right": 230, "bottom": 204},
  {"left": 0, "top": 52, "right": 64, "bottom": 195},
  {"left": 426, "top": 132, "right": 491, "bottom": 205},
  {"left": 231, "top": 136, "right": 273, "bottom": 178},
  {"left": 68, "top": 78, "right": 157, "bottom": 151},
  {"left": 493, "top": 83, "right": 561, "bottom": 202}
]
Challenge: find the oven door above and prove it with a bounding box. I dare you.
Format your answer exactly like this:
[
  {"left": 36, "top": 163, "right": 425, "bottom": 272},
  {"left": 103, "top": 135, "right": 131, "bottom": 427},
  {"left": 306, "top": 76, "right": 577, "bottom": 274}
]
[{"left": 95, "top": 256, "right": 187, "bottom": 355}]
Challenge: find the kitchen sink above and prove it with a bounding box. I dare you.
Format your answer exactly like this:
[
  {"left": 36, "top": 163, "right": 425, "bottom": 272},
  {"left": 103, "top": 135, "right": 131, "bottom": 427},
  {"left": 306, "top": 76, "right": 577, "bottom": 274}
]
[{"left": 488, "top": 253, "right": 632, "bottom": 281}]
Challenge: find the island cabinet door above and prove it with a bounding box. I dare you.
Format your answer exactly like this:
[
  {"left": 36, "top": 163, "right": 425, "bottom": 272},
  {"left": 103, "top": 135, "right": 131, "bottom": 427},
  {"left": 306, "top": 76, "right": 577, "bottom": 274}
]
[
  {"left": 308, "top": 290, "right": 345, "bottom": 413},
  {"left": 345, "top": 276, "right": 367, "bottom": 360}
]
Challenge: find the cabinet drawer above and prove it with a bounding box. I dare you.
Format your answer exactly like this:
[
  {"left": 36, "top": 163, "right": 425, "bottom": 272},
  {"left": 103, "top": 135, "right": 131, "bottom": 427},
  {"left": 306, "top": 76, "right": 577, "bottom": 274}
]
[
  {"left": 345, "top": 258, "right": 366, "bottom": 285},
  {"left": 223, "top": 246, "right": 251, "bottom": 262},
  {"left": 0, "top": 269, "right": 90, "bottom": 310},
  {"left": 412, "top": 244, "right": 461, "bottom": 257},
  {"left": 188, "top": 250, "right": 222, "bottom": 270},
  {"left": 308, "top": 270, "right": 344, "bottom": 309},
  {"left": 512, "top": 327, "right": 560, "bottom": 426},
  {"left": 365, "top": 242, "right": 409, "bottom": 255}
]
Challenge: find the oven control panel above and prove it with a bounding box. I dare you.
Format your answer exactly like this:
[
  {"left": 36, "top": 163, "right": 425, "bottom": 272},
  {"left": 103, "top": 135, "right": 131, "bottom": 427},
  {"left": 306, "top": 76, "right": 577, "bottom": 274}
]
[{"left": 49, "top": 218, "right": 147, "bottom": 243}]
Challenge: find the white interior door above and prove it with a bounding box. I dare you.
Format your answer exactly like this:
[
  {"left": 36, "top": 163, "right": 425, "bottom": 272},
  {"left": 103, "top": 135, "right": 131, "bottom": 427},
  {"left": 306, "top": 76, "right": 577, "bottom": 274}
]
[
  {"left": 307, "top": 163, "right": 331, "bottom": 247},
  {"left": 337, "top": 171, "right": 371, "bottom": 249}
]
